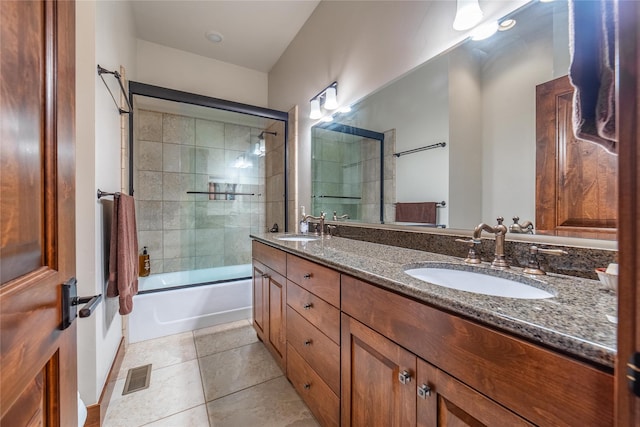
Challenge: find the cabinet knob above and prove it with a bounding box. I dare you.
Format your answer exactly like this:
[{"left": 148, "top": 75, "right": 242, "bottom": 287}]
[
  {"left": 303, "top": 383, "right": 311, "bottom": 390},
  {"left": 303, "top": 273, "right": 312, "bottom": 279},
  {"left": 417, "top": 384, "right": 432, "bottom": 399},
  {"left": 303, "top": 303, "right": 313, "bottom": 310},
  {"left": 304, "top": 339, "right": 312, "bottom": 346},
  {"left": 398, "top": 370, "right": 412, "bottom": 384}
]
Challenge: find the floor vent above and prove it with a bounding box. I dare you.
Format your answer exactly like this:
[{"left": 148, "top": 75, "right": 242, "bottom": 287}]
[{"left": 122, "top": 364, "right": 152, "bottom": 395}]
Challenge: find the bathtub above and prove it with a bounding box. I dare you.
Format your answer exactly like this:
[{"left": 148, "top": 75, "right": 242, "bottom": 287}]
[{"left": 128, "top": 264, "right": 253, "bottom": 343}]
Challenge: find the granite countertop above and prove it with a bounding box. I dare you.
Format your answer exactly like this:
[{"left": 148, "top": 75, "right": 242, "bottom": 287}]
[{"left": 251, "top": 233, "right": 617, "bottom": 369}]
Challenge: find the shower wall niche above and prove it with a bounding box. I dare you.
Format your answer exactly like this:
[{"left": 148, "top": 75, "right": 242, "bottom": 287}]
[{"left": 134, "top": 107, "right": 272, "bottom": 275}]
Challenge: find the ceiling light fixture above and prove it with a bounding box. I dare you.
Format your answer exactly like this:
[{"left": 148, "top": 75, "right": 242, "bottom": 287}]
[
  {"left": 205, "top": 30, "right": 224, "bottom": 44},
  {"left": 498, "top": 19, "right": 516, "bottom": 31},
  {"left": 453, "top": 0, "right": 483, "bottom": 31},
  {"left": 309, "top": 81, "right": 339, "bottom": 119}
]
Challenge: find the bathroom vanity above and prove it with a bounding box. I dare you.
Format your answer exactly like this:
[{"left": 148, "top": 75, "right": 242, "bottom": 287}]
[{"left": 251, "top": 234, "right": 615, "bottom": 426}]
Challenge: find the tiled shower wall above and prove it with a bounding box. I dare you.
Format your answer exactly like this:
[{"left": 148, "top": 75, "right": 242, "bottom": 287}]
[
  {"left": 312, "top": 128, "right": 395, "bottom": 223},
  {"left": 134, "top": 109, "right": 266, "bottom": 274}
]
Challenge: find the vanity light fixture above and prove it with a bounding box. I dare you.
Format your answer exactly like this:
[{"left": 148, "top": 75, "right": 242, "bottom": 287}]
[
  {"left": 321, "top": 115, "right": 334, "bottom": 122},
  {"left": 310, "top": 99, "right": 322, "bottom": 119},
  {"left": 453, "top": 0, "right": 483, "bottom": 31},
  {"left": 309, "top": 81, "right": 339, "bottom": 119}
]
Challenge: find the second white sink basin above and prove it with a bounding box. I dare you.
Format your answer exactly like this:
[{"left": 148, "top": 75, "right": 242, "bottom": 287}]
[
  {"left": 404, "top": 267, "right": 554, "bottom": 299},
  {"left": 276, "top": 234, "right": 320, "bottom": 242}
]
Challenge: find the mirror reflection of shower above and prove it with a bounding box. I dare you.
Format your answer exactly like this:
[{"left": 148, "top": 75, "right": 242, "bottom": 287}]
[{"left": 130, "top": 93, "right": 287, "bottom": 293}]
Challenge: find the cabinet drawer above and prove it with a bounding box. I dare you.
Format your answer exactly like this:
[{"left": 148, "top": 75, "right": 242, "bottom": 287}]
[
  {"left": 341, "top": 275, "right": 613, "bottom": 427},
  {"left": 286, "top": 255, "right": 340, "bottom": 307},
  {"left": 252, "top": 241, "right": 286, "bottom": 275},
  {"left": 287, "top": 344, "right": 340, "bottom": 427},
  {"left": 287, "top": 306, "right": 340, "bottom": 395},
  {"left": 287, "top": 281, "right": 340, "bottom": 344}
]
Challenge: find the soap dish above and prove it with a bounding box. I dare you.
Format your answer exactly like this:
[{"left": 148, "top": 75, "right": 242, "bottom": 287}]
[{"left": 595, "top": 267, "right": 618, "bottom": 292}]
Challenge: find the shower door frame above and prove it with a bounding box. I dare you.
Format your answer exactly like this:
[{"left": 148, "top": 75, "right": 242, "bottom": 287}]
[
  {"left": 127, "top": 81, "right": 290, "bottom": 231},
  {"left": 312, "top": 122, "right": 385, "bottom": 223}
]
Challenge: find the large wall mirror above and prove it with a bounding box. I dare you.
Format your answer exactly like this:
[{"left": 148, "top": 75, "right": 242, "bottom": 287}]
[{"left": 311, "top": 0, "right": 617, "bottom": 242}]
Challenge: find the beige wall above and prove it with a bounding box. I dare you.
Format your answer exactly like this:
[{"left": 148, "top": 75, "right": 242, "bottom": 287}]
[
  {"left": 268, "top": 0, "right": 528, "bottom": 216},
  {"left": 136, "top": 39, "right": 268, "bottom": 107},
  {"left": 76, "top": 0, "right": 137, "bottom": 406}
]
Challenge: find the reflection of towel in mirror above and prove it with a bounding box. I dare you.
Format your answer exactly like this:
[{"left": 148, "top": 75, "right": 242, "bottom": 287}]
[
  {"left": 568, "top": 0, "right": 617, "bottom": 153},
  {"left": 395, "top": 202, "right": 437, "bottom": 224},
  {"left": 107, "top": 193, "right": 139, "bottom": 315}
]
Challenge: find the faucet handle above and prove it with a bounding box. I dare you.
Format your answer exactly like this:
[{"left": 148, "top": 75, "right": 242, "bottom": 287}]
[
  {"left": 455, "top": 238, "right": 482, "bottom": 264},
  {"left": 496, "top": 216, "right": 504, "bottom": 225},
  {"left": 523, "top": 245, "right": 568, "bottom": 275}
]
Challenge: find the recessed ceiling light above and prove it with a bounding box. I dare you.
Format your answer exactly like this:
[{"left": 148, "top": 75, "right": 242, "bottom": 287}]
[
  {"left": 205, "top": 31, "right": 223, "bottom": 44},
  {"left": 498, "top": 19, "right": 516, "bottom": 31}
]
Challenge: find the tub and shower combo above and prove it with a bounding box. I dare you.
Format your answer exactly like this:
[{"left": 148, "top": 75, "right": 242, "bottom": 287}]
[{"left": 127, "top": 93, "right": 286, "bottom": 343}]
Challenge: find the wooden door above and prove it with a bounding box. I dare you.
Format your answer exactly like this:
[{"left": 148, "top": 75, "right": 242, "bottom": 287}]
[
  {"left": 536, "top": 75, "right": 617, "bottom": 239},
  {"left": 341, "top": 314, "right": 416, "bottom": 427},
  {"left": 616, "top": 0, "right": 640, "bottom": 425},
  {"left": 1, "top": 1, "right": 77, "bottom": 426},
  {"left": 416, "top": 359, "right": 533, "bottom": 427}
]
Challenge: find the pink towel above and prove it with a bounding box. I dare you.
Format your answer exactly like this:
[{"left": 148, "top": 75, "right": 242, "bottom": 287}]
[
  {"left": 568, "top": 0, "right": 617, "bottom": 153},
  {"left": 107, "top": 193, "right": 139, "bottom": 315},
  {"left": 395, "top": 202, "right": 437, "bottom": 224}
]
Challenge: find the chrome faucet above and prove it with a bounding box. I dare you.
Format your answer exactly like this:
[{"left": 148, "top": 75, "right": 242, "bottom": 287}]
[
  {"left": 303, "top": 212, "right": 326, "bottom": 236},
  {"left": 333, "top": 211, "right": 350, "bottom": 221},
  {"left": 509, "top": 216, "right": 534, "bottom": 234},
  {"left": 473, "top": 217, "right": 509, "bottom": 269}
]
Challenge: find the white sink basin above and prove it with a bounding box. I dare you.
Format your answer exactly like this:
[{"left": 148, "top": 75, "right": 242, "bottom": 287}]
[
  {"left": 276, "top": 235, "right": 320, "bottom": 242},
  {"left": 404, "top": 267, "right": 554, "bottom": 299}
]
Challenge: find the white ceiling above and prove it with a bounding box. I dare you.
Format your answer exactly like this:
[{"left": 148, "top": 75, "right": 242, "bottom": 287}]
[{"left": 130, "top": 0, "right": 321, "bottom": 73}]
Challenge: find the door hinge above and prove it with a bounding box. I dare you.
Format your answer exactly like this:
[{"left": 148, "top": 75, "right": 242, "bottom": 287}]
[{"left": 626, "top": 352, "right": 640, "bottom": 397}]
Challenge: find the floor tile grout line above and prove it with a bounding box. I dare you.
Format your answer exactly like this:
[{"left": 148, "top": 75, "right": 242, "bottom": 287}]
[
  {"left": 196, "top": 338, "right": 262, "bottom": 360},
  {"left": 201, "top": 373, "right": 286, "bottom": 404},
  {"left": 137, "top": 403, "right": 208, "bottom": 427}
]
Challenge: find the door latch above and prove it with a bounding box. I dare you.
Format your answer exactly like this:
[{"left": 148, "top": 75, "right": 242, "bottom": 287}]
[
  {"left": 627, "top": 352, "right": 640, "bottom": 397},
  {"left": 61, "top": 277, "right": 102, "bottom": 330}
]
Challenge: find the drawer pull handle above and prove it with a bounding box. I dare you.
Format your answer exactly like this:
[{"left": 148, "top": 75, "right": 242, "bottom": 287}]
[
  {"left": 303, "top": 273, "right": 312, "bottom": 279},
  {"left": 398, "top": 370, "right": 412, "bottom": 384},
  {"left": 417, "top": 384, "right": 432, "bottom": 399},
  {"left": 303, "top": 383, "right": 311, "bottom": 390},
  {"left": 304, "top": 339, "right": 312, "bottom": 346},
  {"left": 303, "top": 303, "right": 313, "bottom": 310},
  {"left": 261, "top": 273, "right": 269, "bottom": 278}
]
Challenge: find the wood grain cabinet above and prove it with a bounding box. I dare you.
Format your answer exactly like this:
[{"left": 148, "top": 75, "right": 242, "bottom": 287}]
[
  {"left": 341, "top": 314, "right": 533, "bottom": 427},
  {"left": 252, "top": 242, "right": 613, "bottom": 426},
  {"left": 286, "top": 254, "right": 341, "bottom": 427},
  {"left": 341, "top": 275, "right": 613, "bottom": 426},
  {"left": 252, "top": 241, "right": 287, "bottom": 372}
]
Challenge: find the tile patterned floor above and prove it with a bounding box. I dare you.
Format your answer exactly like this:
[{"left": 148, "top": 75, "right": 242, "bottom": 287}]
[{"left": 103, "top": 320, "right": 319, "bottom": 427}]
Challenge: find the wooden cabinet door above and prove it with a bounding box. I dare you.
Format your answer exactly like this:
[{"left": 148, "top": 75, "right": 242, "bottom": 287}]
[
  {"left": 1, "top": 1, "right": 77, "bottom": 425},
  {"left": 252, "top": 262, "right": 267, "bottom": 341},
  {"left": 416, "top": 360, "right": 533, "bottom": 427},
  {"left": 536, "top": 75, "right": 617, "bottom": 239},
  {"left": 267, "top": 269, "right": 287, "bottom": 371},
  {"left": 341, "top": 314, "right": 416, "bottom": 427}
]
